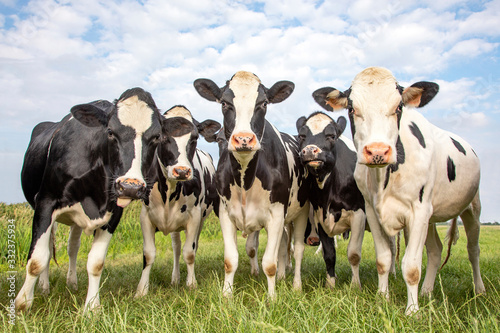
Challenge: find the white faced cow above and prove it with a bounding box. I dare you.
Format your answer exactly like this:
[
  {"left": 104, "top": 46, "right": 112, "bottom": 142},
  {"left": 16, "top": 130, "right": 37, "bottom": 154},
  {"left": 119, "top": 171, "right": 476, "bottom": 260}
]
[
  {"left": 296, "top": 112, "right": 366, "bottom": 289},
  {"left": 313, "top": 67, "right": 485, "bottom": 315},
  {"left": 135, "top": 106, "right": 220, "bottom": 296},
  {"left": 16, "top": 88, "right": 162, "bottom": 312},
  {"left": 194, "top": 71, "right": 310, "bottom": 298}
]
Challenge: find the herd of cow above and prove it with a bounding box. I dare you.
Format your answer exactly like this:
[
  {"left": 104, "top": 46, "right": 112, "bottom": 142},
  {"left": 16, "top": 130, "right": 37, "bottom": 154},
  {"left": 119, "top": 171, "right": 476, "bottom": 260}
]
[{"left": 14, "top": 67, "right": 485, "bottom": 316}]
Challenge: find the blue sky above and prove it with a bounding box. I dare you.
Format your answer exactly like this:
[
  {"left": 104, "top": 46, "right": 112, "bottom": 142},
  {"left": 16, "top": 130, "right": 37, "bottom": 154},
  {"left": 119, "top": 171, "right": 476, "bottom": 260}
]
[{"left": 1, "top": 0, "right": 499, "bottom": 221}]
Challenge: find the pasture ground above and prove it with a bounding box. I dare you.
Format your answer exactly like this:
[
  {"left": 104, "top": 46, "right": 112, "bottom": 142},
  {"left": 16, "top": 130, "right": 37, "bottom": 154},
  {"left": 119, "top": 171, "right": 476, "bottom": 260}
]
[{"left": 1, "top": 201, "right": 499, "bottom": 332}]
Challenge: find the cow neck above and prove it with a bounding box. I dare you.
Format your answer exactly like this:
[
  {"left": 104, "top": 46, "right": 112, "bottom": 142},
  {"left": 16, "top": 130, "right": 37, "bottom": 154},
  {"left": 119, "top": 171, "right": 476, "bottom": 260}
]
[
  {"left": 154, "top": 158, "right": 171, "bottom": 205},
  {"left": 229, "top": 149, "right": 258, "bottom": 205},
  {"left": 46, "top": 115, "right": 77, "bottom": 160}
]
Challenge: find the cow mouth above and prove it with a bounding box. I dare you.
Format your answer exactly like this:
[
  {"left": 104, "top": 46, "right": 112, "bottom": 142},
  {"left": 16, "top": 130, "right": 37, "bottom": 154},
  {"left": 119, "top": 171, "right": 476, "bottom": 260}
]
[
  {"left": 116, "top": 197, "right": 133, "bottom": 208},
  {"left": 363, "top": 161, "right": 391, "bottom": 168},
  {"left": 306, "top": 160, "right": 324, "bottom": 168},
  {"left": 234, "top": 146, "right": 255, "bottom": 153}
]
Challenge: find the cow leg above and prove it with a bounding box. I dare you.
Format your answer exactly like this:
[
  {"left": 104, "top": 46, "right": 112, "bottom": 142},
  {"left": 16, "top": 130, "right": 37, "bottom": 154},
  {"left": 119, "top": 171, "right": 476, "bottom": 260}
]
[
  {"left": 460, "top": 191, "right": 485, "bottom": 294},
  {"left": 292, "top": 206, "right": 309, "bottom": 292},
  {"left": 348, "top": 210, "right": 366, "bottom": 289},
  {"left": 364, "top": 204, "right": 392, "bottom": 299},
  {"left": 38, "top": 222, "right": 57, "bottom": 295},
  {"left": 401, "top": 208, "right": 431, "bottom": 315},
  {"left": 389, "top": 235, "right": 397, "bottom": 276},
  {"left": 246, "top": 231, "right": 260, "bottom": 277},
  {"left": 38, "top": 265, "right": 50, "bottom": 295},
  {"left": 183, "top": 214, "right": 201, "bottom": 289},
  {"left": 67, "top": 225, "right": 83, "bottom": 291},
  {"left": 285, "top": 223, "right": 293, "bottom": 271},
  {"left": 136, "top": 207, "right": 156, "bottom": 297},
  {"left": 15, "top": 204, "right": 55, "bottom": 312},
  {"left": 420, "top": 223, "right": 442, "bottom": 296},
  {"left": 277, "top": 230, "right": 288, "bottom": 280},
  {"left": 220, "top": 207, "right": 238, "bottom": 297},
  {"left": 317, "top": 223, "right": 336, "bottom": 289},
  {"left": 171, "top": 231, "right": 182, "bottom": 286},
  {"left": 262, "top": 207, "right": 286, "bottom": 299},
  {"left": 84, "top": 227, "right": 113, "bottom": 312}
]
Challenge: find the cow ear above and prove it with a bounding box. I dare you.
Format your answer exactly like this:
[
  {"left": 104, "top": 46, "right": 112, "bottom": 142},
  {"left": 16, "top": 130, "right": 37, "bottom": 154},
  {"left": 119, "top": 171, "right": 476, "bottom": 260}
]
[
  {"left": 403, "top": 81, "right": 439, "bottom": 108},
  {"left": 71, "top": 103, "right": 108, "bottom": 127},
  {"left": 193, "top": 79, "right": 222, "bottom": 102},
  {"left": 296, "top": 116, "right": 307, "bottom": 133},
  {"left": 197, "top": 119, "right": 222, "bottom": 142},
  {"left": 336, "top": 116, "right": 347, "bottom": 136},
  {"left": 313, "top": 87, "right": 349, "bottom": 112},
  {"left": 267, "top": 81, "right": 295, "bottom": 104}
]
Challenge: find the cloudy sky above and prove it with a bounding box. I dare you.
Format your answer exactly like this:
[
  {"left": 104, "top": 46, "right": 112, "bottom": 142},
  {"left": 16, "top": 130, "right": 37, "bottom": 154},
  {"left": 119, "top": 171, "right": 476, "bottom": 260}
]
[{"left": 1, "top": 0, "right": 499, "bottom": 221}]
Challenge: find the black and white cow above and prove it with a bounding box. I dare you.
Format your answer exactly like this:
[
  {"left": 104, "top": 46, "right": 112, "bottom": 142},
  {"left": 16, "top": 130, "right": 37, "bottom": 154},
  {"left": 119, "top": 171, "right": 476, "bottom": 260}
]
[
  {"left": 313, "top": 67, "right": 485, "bottom": 315},
  {"left": 296, "top": 112, "right": 366, "bottom": 289},
  {"left": 16, "top": 88, "right": 162, "bottom": 312},
  {"left": 135, "top": 106, "right": 220, "bottom": 296},
  {"left": 212, "top": 127, "right": 287, "bottom": 278},
  {"left": 194, "top": 71, "right": 310, "bottom": 297}
]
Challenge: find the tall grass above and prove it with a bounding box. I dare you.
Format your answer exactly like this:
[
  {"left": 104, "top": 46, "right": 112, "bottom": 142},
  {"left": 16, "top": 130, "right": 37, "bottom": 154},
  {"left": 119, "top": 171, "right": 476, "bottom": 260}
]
[{"left": 1, "top": 202, "right": 499, "bottom": 332}]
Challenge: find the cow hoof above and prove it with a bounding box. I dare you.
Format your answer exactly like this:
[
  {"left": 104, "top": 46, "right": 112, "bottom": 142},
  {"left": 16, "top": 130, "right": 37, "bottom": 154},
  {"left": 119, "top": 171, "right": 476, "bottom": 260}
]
[
  {"left": 187, "top": 281, "right": 198, "bottom": 290},
  {"left": 67, "top": 276, "right": 78, "bottom": 291},
  {"left": 405, "top": 305, "right": 420, "bottom": 317},
  {"left": 40, "top": 286, "right": 50, "bottom": 296},
  {"left": 293, "top": 280, "right": 302, "bottom": 292},
  {"left": 420, "top": 287, "right": 433, "bottom": 297},
  {"left": 83, "top": 302, "right": 102, "bottom": 316},
  {"left": 350, "top": 280, "right": 362, "bottom": 290},
  {"left": 15, "top": 298, "right": 32, "bottom": 313},
  {"left": 325, "top": 277, "right": 336, "bottom": 290}
]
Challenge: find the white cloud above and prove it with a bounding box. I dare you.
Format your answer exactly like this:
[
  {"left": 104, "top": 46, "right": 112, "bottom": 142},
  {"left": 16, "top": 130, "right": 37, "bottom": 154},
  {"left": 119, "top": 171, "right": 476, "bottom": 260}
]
[{"left": 445, "top": 38, "right": 498, "bottom": 58}]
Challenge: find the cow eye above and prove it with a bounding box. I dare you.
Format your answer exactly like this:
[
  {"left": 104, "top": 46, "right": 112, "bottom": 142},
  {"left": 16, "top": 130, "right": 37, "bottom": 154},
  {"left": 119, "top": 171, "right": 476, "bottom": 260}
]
[
  {"left": 349, "top": 108, "right": 356, "bottom": 115},
  {"left": 262, "top": 101, "right": 268, "bottom": 108},
  {"left": 221, "top": 101, "right": 227, "bottom": 108},
  {"left": 107, "top": 128, "right": 115, "bottom": 140}
]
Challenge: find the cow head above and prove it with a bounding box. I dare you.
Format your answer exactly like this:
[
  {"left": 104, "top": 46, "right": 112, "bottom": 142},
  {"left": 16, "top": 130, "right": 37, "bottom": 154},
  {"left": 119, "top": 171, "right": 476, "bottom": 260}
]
[
  {"left": 296, "top": 112, "right": 347, "bottom": 184},
  {"left": 312, "top": 67, "right": 438, "bottom": 167},
  {"left": 194, "top": 71, "right": 294, "bottom": 161},
  {"left": 158, "top": 105, "right": 220, "bottom": 182},
  {"left": 70, "top": 88, "right": 162, "bottom": 207}
]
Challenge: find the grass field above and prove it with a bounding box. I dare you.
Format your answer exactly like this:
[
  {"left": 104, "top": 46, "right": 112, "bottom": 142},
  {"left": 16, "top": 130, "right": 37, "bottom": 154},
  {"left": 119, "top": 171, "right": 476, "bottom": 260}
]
[{"left": 1, "top": 201, "right": 499, "bottom": 332}]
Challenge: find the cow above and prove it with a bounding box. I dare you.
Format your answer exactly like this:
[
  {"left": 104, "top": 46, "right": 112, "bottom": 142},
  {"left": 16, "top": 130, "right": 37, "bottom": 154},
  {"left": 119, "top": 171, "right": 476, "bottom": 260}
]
[
  {"left": 312, "top": 66, "right": 485, "bottom": 315},
  {"left": 16, "top": 88, "right": 162, "bottom": 312},
  {"left": 296, "top": 112, "right": 366, "bottom": 289},
  {"left": 135, "top": 105, "right": 221, "bottom": 296},
  {"left": 213, "top": 128, "right": 290, "bottom": 277},
  {"left": 193, "top": 71, "right": 310, "bottom": 298}
]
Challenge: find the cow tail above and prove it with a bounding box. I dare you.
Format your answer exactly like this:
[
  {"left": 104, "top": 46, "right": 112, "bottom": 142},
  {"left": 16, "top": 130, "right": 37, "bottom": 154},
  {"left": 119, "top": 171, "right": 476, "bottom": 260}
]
[
  {"left": 440, "top": 217, "right": 459, "bottom": 270},
  {"left": 51, "top": 223, "right": 59, "bottom": 266}
]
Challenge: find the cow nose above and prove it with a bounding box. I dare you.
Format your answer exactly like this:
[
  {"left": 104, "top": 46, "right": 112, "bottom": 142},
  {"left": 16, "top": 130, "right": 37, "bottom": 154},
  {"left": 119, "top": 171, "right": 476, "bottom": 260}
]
[
  {"left": 115, "top": 178, "right": 146, "bottom": 199},
  {"left": 172, "top": 166, "right": 191, "bottom": 180},
  {"left": 231, "top": 132, "right": 257, "bottom": 151},
  {"left": 301, "top": 145, "right": 322, "bottom": 161},
  {"left": 363, "top": 143, "right": 392, "bottom": 165}
]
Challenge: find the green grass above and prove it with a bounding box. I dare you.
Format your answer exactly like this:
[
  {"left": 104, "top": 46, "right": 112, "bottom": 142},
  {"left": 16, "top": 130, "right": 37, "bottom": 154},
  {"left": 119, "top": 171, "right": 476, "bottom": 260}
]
[{"left": 1, "top": 201, "right": 499, "bottom": 332}]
